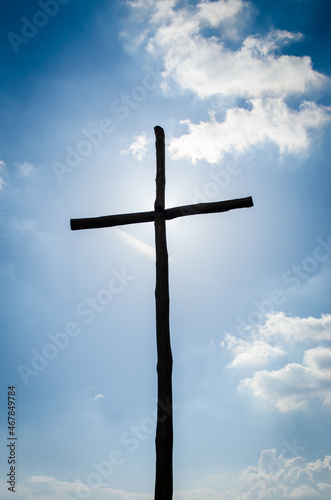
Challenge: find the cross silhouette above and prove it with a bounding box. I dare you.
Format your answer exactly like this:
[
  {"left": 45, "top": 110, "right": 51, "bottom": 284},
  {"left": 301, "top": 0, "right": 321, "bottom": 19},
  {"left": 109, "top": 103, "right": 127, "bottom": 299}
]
[{"left": 70, "top": 126, "right": 253, "bottom": 500}]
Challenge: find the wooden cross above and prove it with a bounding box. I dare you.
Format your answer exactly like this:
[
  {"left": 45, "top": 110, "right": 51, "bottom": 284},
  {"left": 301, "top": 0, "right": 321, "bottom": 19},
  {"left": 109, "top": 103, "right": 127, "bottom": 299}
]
[{"left": 70, "top": 126, "right": 253, "bottom": 500}]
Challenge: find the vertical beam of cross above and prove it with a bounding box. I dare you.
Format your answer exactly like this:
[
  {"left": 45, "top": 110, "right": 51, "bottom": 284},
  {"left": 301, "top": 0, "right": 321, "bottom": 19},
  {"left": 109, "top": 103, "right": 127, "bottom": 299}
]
[
  {"left": 70, "top": 126, "right": 254, "bottom": 500},
  {"left": 154, "top": 126, "right": 173, "bottom": 500}
]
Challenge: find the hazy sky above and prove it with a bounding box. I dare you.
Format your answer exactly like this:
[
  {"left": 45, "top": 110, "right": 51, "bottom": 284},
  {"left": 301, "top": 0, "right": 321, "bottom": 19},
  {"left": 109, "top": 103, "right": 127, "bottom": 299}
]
[{"left": 0, "top": 1, "right": 331, "bottom": 499}]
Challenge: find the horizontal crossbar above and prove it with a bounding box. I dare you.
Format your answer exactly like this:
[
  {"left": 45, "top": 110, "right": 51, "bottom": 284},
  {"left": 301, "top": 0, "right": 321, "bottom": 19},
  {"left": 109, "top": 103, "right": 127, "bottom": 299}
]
[{"left": 70, "top": 196, "right": 253, "bottom": 231}]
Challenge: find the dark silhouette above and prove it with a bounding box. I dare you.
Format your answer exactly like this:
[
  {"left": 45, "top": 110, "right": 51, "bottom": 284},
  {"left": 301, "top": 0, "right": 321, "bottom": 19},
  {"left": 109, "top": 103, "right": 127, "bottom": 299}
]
[{"left": 70, "top": 126, "right": 253, "bottom": 500}]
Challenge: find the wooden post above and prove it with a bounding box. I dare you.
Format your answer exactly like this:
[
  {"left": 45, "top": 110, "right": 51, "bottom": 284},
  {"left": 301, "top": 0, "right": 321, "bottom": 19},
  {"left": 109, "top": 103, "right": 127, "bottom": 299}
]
[{"left": 154, "top": 126, "right": 173, "bottom": 500}]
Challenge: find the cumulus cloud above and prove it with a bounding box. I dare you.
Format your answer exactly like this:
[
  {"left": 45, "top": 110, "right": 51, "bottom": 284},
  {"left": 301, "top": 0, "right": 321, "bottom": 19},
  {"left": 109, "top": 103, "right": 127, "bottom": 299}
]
[
  {"left": 168, "top": 101, "right": 331, "bottom": 163},
  {"left": 224, "top": 312, "right": 331, "bottom": 412},
  {"left": 197, "top": 0, "right": 244, "bottom": 28},
  {"left": 121, "top": 133, "right": 149, "bottom": 161},
  {"left": 128, "top": 0, "right": 154, "bottom": 11},
  {"left": 237, "top": 451, "right": 331, "bottom": 500},
  {"left": 147, "top": 1, "right": 324, "bottom": 99},
  {"left": 304, "top": 346, "right": 331, "bottom": 374},
  {"left": 224, "top": 336, "right": 285, "bottom": 369},
  {"left": 224, "top": 312, "right": 331, "bottom": 365},
  {"left": 239, "top": 347, "right": 331, "bottom": 412},
  {"left": 257, "top": 312, "right": 331, "bottom": 344},
  {"left": 129, "top": 0, "right": 330, "bottom": 163},
  {"left": 2, "top": 452, "right": 331, "bottom": 500}
]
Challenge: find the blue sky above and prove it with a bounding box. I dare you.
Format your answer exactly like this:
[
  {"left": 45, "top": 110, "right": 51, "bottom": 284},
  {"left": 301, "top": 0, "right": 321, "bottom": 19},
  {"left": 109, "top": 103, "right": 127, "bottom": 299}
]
[{"left": 0, "top": 0, "right": 331, "bottom": 498}]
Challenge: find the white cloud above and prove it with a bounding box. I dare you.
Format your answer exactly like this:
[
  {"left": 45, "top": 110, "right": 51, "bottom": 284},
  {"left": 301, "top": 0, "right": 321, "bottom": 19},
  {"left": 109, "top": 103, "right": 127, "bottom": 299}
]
[
  {"left": 239, "top": 346, "right": 331, "bottom": 412},
  {"left": 94, "top": 393, "right": 105, "bottom": 400},
  {"left": 224, "top": 312, "right": 331, "bottom": 368},
  {"left": 224, "top": 313, "right": 331, "bottom": 411},
  {"left": 132, "top": 0, "right": 330, "bottom": 162},
  {"left": 147, "top": 2, "right": 324, "bottom": 99},
  {"left": 24, "top": 477, "right": 154, "bottom": 500},
  {"left": 121, "top": 133, "right": 149, "bottom": 161},
  {"left": 29, "top": 476, "right": 57, "bottom": 483},
  {"left": 127, "top": 0, "right": 154, "bottom": 11},
  {"left": 258, "top": 312, "right": 331, "bottom": 344},
  {"left": 168, "top": 100, "right": 331, "bottom": 163},
  {"left": 16, "top": 161, "right": 36, "bottom": 176},
  {"left": 303, "top": 346, "right": 331, "bottom": 375},
  {"left": 237, "top": 451, "right": 331, "bottom": 500},
  {"left": 224, "top": 336, "right": 285, "bottom": 369},
  {"left": 1, "top": 452, "right": 331, "bottom": 500},
  {"left": 197, "top": 0, "right": 244, "bottom": 27},
  {"left": 151, "top": 0, "right": 178, "bottom": 23},
  {"left": 225, "top": 312, "right": 331, "bottom": 355}
]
